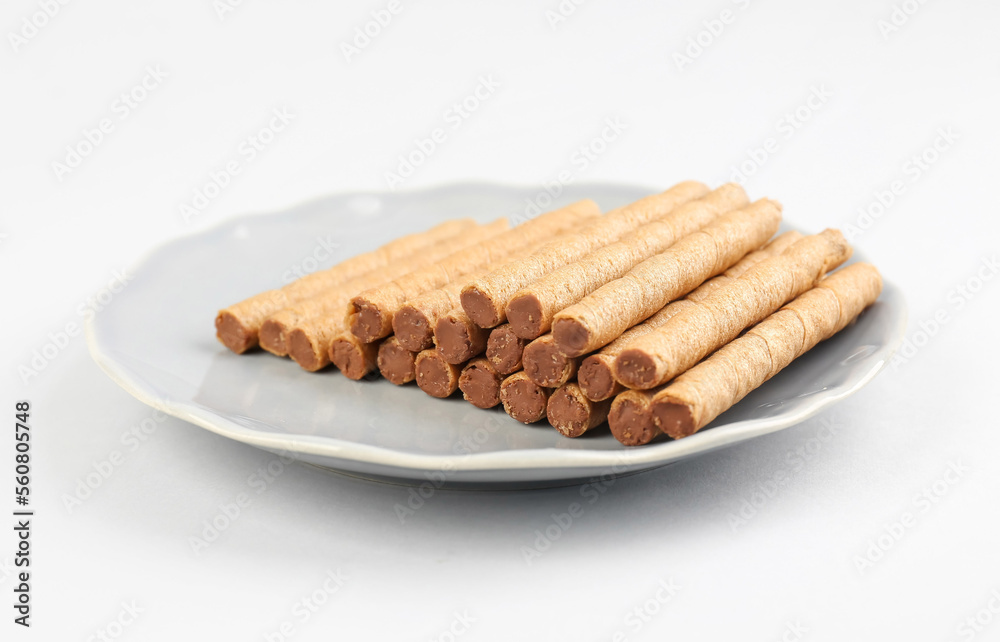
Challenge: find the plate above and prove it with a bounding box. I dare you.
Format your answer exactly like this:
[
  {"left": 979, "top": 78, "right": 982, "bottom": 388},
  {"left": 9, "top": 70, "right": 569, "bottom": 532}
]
[{"left": 86, "top": 182, "right": 907, "bottom": 488}]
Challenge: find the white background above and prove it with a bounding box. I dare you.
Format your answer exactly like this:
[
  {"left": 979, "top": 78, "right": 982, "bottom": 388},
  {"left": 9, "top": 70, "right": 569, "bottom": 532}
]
[{"left": 3, "top": 0, "right": 1000, "bottom": 639}]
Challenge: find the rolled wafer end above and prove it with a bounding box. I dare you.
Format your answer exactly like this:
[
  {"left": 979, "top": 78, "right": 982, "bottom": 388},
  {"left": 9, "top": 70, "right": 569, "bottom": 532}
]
[
  {"left": 415, "top": 350, "right": 461, "bottom": 398},
  {"left": 458, "top": 358, "right": 503, "bottom": 409},
  {"left": 551, "top": 317, "right": 592, "bottom": 358},
  {"left": 329, "top": 334, "right": 378, "bottom": 380},
  {"left": 608, "top": 391, "right": 661, "bottom": 446},
  {"left": 461, "top": 286, "right": 503, "bottom": 329},
  {"left": 215, "top": 310, "right": 257, "bottom": 354},
  {"left": 613, "top": 349, "right": 661, "bottom": 390},
  {"left": 649, "top": 396, "right": 697, "bottom": 440},
  {"left": 522, "top": 336, "right": 577, "bottom": 388},
  {"left": 486, "top": 325, "right": 527, "bottom": 375},
  {"left": 377, "top": 337, "right": 417, "bottom": 385},
  {"left": 259, "top": 318, "right": 290, "bottom": 356},
  {"left": 547, "top": 384, "right": 612, "bottom": 438},
  {"left": 349, "top": 297, "right": 392, "bottom": 343},
  {"left": 288, "top": 327, "right": 330, "bottom": 372},
  {"left": 506, "top": 293, "right": 546, "bottom": 340},
  {"left": 435, "top": 313, "right": 487, "bottom": 364},
  {"left": 499, "top": 372, "right": 550, "bottom": 424},
  {"left": 392, "top": 305, "right": 435, "bottom": 352},
  {"left": 577, "top": 354, "right": 622, "bottom": 402}
]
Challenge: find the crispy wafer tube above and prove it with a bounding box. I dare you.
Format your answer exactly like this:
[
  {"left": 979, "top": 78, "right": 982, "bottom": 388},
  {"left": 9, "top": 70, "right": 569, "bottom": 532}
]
[
  {"left": 547, "top": 383, "right": 612, "bottom": 438},
  {"left": 486, "top": 324, "right": 527, "bottom": 375},
  {"left": 614, "top": 229, "right": 852, "bottom": 390},
  {"left": 350, "top": 201, "right": 598, "bottom": 342},
  {"left": 391, "top": 240, "right": 553, "bottom": 353},
  {"left": 506, "top": 184, "right": 749, "bottom": 339},
  {"left": 552, "top": 198, "right": 783, "bottom": 357},
  {"left": 648, "top": 263, "right": 883, "bottom": 442},
  {"left": 461, "top": 181, "right": 710, "bottom": 328},
  {"left": 522, "top": 335, "right": 579, "bottom": 388},
  {"left": 215, "top": 217, "right": 477, "bottom": 353},
  {"left": 608, "top": 390, "right": 658, "bottom": 446},
  {"left": 499, "top": 371, "right": 551, "bottom": 424},
  {"left": 328, "top": 332, "right": 380, "bottom": 380},
  {"left": 435, "top": 308, "right": 489, "bottom": 364},
  {"left": 459, "top": 358, "right": 505, "bottom": 409},
  {"left": 260, "top": 218, "right": 510, "bottom": 356},
  {"left": 415, "top": 349, "right": 462, "bottom": 398},
  {"left": 377, "top": 336, "right": 417, "bottom": 385},
  {"left": 578, "top": 231, "right": 804, "bottom": 402}
]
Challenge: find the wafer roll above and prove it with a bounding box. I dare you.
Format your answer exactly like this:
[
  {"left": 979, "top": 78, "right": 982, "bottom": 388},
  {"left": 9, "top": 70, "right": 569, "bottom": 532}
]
[
  {"left": 458, "top": 358, "right": 504, "bottom": 409},
  {"left": 486, "top": 324, "right": 527, "bottom": 375},
  {"left": 522, "top": 335, "right": 579, "bottom": 388},
  {"left": 608, "top": 390, "right": 658, "bottom": 446},
  {"left": 215, "top": 217, "right": 477, "bottom": 353},
  {"left": 578, "top": 231, "right": 803, "bottom": 401},
  {"left": 547, "top": 383, "right": 612, "bottom": 438},
  {"left": 551, "top": 199, "right": 782, "bottom": 358},
  {"left": 506, "top": 184, "right": 749, "bottom": 339},
  {"left": 614, "top": 229, "right": 852, "bottom": 389},
  {"left": 415, "top": 349, "right": 462, "bottom": 398},
  {"left": 461, "top": 181, "right": 710, "bottom": 328},
  {"left": 435, "top": 308, "right": 489, "bottom": 364},
  {"left": 645, "top": 263, "right": 883, "bottom": 443},
  {"left": 500, "top": 371, "right": 551, "bottom": 423},
  {"left": 350, "top": 201, "right": 598, "bottom": 342},
  {"left": 329, "top": 332, "right": 380, "bottom": 380},
  {"left": 261, "top": 218, "right": 509, "bottom": 356},
  {"left": 377, "top": 336, "right": 417, "bottom": 385}
]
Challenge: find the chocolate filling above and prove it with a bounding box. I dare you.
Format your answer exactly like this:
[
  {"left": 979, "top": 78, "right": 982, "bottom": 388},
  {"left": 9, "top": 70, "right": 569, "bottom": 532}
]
[
  {"left": 377, "top": 341, "right": 416, "bottom": 385},
  {"left": 578, "top": 356, "right": 615, "bottom": 402},
  {"left": 458, "top": 362, "right": 501, "bottom": 409},
  {"left": 460, "top": 287, "right": 501, "bottom": 328},
  {"left": 288, "top": 329, "right": 323, "bottom": 372},
  {"left": 547, "top": 387, "right": 589, "bottom": 437},
  {"left": 522, "top": 340, "right": 572, "bottom": 387},
  {"left": 486, "top": 325, "right": 526, "bottom": 375},
  {"left": 613, "top": 349, "right": 658, "bottom": 389},
  {"left": 551, "top": 318, "right": 590, "bottom": 357},
  {"left": 393, "top": 306, "right": 433, "bottom": 352},
  {"left": 258, "top": 318, "right": 288, "bottom": 356},
  {"left": 506, "top": 294, "right": 545, "bottom": 340},
  {"left": 215, "top": 311, "right": 255, "bottom": 354},
  {"left": 349, "top": 301, "right": 385, "bottom": 343},
  {"left": 608, "top": 397, "right": 658, "bottom": 446},
  {"left": 330, "top": 338, "right": 366, "bottom": 379},
  {"left": 650, "top": 399, "right": 695, "bottom": 440},
  {"left": 435, "top": 316, "right": 485, "bottom": 364},
  {"left": 500, "top": 377, "right": 550, "bottom": 424},
  {"left": 416, "top": 354, "right": 457, "bottom": 398}
]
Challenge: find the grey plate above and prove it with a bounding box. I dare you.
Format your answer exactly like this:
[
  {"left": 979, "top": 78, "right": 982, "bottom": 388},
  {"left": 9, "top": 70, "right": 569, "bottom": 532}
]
[{"left": 86, "top": 182, "right": 907, "bottom": 489}]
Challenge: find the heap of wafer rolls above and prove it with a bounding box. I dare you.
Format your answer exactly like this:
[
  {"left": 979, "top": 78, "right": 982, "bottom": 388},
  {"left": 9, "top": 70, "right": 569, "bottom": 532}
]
[{"left": 215, "top": 180, "right": 882, "bottom": 446}]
